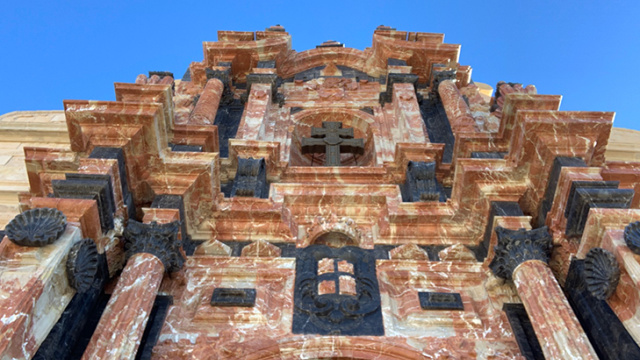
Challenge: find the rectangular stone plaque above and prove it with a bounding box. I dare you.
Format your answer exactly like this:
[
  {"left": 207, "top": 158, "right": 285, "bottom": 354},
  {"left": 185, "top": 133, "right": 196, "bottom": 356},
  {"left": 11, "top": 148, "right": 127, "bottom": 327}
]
[
  {"left": 418, "top": 291, "right": 464, "bottom": 310},
  {"left": 210, "top": 288, "right": 256, "bottom": 307}
]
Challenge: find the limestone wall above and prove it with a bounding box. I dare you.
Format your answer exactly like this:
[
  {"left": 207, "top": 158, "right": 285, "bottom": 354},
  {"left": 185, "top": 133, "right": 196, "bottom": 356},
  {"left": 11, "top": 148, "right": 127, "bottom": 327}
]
[{"left": 0, "top": 111, "right": 70, "bottom": 227}]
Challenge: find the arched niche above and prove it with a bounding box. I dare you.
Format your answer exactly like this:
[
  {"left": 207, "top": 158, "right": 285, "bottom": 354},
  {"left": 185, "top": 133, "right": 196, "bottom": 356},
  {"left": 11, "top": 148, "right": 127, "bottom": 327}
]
[{"left": 290, "top": 109, "right": 376, "bottom": 167}]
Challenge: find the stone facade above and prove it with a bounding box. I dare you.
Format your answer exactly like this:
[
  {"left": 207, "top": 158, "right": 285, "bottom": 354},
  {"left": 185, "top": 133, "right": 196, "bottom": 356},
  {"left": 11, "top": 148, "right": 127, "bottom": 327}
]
[{"left": 1, "top": 26, "right": 640, "bottom": 359}]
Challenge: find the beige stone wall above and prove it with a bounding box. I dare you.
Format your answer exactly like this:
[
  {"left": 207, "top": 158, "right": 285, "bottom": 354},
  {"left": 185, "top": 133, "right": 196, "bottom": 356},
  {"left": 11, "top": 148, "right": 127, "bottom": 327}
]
[
  {"left": 0, "top": 109, "right": 637, "bottom": 228},
  {"left": 605, "top": 127, "right": 640, "bottom": 162},
  {"left": 0, "top": 111, "right": 70, "bottom": 227}
]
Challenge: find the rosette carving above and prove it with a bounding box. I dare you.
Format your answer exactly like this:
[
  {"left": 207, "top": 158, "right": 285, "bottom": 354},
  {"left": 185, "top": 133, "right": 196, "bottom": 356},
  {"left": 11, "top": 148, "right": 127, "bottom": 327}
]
[
  {"left": 66, "top": 238, "right": 99, "bottom": 293},
  {"left": 624, "top": 221, "right": 640, "bottom": 255},
  {"left": 584, "top": 247, "right": 620, "bottom": 300},
  {"left": 5, "top": 208, "right": 67, "bottom": 247}
]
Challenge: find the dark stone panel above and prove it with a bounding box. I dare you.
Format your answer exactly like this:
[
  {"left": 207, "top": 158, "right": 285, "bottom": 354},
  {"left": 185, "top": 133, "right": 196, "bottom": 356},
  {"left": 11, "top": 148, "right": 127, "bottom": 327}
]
[
  {"left": 89, "top": 147, "right": 136, "bottom": 221},
  {"left": 169, "top": 143, "right": 203, "bottom": 152},
  {"left": 220, "top": 181, "right": 234, "bottom": 198},
  {"left": 231, "top": 158, "right": 269, "bottom": 199},
  {"left": 210, "top": 288, "right": 256, "bottom": 307},
  {"left": 273, "top": 242, "right": 297, "bottom": 257},
  {"left": 470, "top": 151, "right": 508, "bottom": 159},
  {"left": 419, "top": 92, "right": 455, "bottom": 163},
  {"left": 149, "top": 71, "right": 174, "bottom": 79},
  {"left": 564, "top": 181, "right": 620, "bottom": 218},
  {"left": 151, "top": 194, "right": 201, "bottom": 255},
  {"left": 293, "top": 245, "right": 384, "bottom": 336},
  {"left": 565, "top": 184, "right": 634, "bottom": 237},
  {"left": 419, "top": 245, "right": 447, "bottom": 261},
  {"left": 359, "top": 107, "right": 374, "bottom": 115},
  {"left": 373, "top": 244, "right": 396, "bottom": 260},
  {"left": 220, "top": 241, "right": 251, "bottom": 257},
  {"left": 246, "top": 73, "right": 278, "bottom": 99},
  {"left": 380, "top": 72, "right": 419, "bottom": 104},
  {"left": 473, "top": 201, "right": 524, "bottom": 261},
  {"left": 214, "top": 97, "right": 244, "bottom": 158},
  {"left": 181, "top": 67, "right": 191, "bottom": 82},
  {"left": 33, "top": 254, "right": 110, "bottom": 360},
  {"left": 257, "top": 60, "right": 276, "bottom": 68},
  {"left": 52, "top": 174, "right": 115, "bottom": 232},
  {"left": 387, "top": 58, "right": 407, "bottom": 66},
  {"left": 206, "top": 67, "right": 231, "bottom": 85},
  {"left": 400, "top": 161, "right": 445, "bottom": 202},
  {"left": 537, "top": 156, "right": 587, "bottom": 228},
  {"left": 565, "top": 259, "right": 640, "bottom": 360},
  {"left": 135, "top": 295, "right": 173, "bottom": 360},
  {"left": 418, "top": 292, "right": 463, "bottom": 310},
  {"left": 503, "top": 303, "right": 545, "bottom": 360}
]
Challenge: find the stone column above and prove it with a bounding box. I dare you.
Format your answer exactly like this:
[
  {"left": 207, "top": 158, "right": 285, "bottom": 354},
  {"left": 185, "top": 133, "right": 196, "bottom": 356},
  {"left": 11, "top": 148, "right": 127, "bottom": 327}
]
[
  {"left": 81, "top": 253, "right": 164, "bottom": 360},
  {"left": 437, "top": 79, "right": 475, "bottom": 132},
  {"left": 490, "top": 226, "right": 598, "bottom": 360},
  {"left": 190, "top": 78, "right": 224, "bottom": 125},
  {"left": 82, "top": 220, "right": 184, "bottom": 360}
]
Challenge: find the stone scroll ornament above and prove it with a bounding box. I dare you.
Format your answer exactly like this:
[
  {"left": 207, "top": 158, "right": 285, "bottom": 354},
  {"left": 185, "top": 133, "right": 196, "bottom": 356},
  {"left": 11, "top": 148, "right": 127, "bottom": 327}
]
[
  {"left": 584, "top": 247, "right": 620, "bottom": 300},
  {"left": 66, "top": 238, "right": 99, "bottom": 293},
  {"left": 5, "top": 208, "right": 67, "bottom": 247},
  {"left": 123, "top": 220, "right": 185, "bottom": 273},
  {"left": 489, "top": 226, "right": 553, "bottom": 280},
  {"left": 624, "top": 221, "right": 640, "bottom": 255}
]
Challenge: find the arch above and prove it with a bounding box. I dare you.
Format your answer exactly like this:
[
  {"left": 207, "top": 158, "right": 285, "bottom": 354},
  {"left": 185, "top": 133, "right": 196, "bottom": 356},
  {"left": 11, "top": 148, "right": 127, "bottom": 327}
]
[
  {"left": 290, "top": 108, "right": 376, "bottom": 167},
  {"left": 278, "top": 47, "right": 384, "bottom": 79},
  {"left": 299, "top": 214, "right": 364, "bottom": 248}
]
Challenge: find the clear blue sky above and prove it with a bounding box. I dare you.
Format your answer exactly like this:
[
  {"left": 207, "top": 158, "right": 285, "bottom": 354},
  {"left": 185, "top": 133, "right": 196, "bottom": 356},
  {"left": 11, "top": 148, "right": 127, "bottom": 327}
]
[{"left": 2, "top": 1, "right": 639, "bottom": 130}]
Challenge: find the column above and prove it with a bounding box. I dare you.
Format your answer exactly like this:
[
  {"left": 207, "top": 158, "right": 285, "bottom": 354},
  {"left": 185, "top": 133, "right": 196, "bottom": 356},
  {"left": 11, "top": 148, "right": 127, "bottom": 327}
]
[
  {"left": 190, "top": 78, "right": 224, "bottom": 125},
  {"left": 82, "top": 220, "right": 184, "bottom": 360},
  {"left": 490, "top": 226, "right": 598, "bottom": 360},
  {"left": 438, "top": 79, "right": 475, "bottom": 132}
]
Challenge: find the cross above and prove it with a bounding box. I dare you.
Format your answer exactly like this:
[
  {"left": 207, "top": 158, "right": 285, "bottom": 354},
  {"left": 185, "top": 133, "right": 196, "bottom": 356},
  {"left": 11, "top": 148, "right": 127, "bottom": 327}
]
[{"left": 301, "top": 121, "right": 364, "bottom": 166}]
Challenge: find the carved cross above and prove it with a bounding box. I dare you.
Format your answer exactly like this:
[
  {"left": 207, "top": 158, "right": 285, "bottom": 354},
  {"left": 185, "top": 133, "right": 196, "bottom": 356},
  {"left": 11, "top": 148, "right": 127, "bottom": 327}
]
[{"left": 301, "top": 121, "right": 364, "bottom": 166}]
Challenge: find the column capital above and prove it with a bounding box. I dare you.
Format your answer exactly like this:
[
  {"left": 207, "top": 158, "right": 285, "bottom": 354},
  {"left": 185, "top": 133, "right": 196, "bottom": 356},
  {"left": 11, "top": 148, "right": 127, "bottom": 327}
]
[
  {"left": 123, "top": 220, "right": 185, "bottom": 273},
  {"left": 489, "top": 226, "right": 553, "bottom": 280}
]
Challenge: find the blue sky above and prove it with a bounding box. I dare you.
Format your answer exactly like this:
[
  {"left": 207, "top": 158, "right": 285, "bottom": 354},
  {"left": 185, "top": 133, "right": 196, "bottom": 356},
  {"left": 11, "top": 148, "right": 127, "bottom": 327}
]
[{"left": 2, "top": 1, "right": 639, "bottom": 130}]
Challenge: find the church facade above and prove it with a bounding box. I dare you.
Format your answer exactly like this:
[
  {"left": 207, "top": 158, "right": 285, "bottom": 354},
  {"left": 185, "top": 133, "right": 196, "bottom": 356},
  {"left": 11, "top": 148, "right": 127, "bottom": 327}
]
[{"left": 1, "top": 25, "right": 640, "bottom": 359}]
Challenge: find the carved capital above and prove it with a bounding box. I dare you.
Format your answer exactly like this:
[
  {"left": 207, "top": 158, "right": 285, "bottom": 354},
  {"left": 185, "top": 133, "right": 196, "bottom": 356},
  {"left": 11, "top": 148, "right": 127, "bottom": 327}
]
[
  {"left": 123, "top": 220, "right": 185, "bottom": 273},
  {"left": 489, "top": 226, "right": 553, "bottom": 280}
]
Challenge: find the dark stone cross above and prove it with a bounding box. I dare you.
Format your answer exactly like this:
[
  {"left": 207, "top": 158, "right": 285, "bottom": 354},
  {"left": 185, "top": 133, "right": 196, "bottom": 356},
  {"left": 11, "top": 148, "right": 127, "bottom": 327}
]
[{"left": 301, "top": 121, "right": 364, "bottom": 166}]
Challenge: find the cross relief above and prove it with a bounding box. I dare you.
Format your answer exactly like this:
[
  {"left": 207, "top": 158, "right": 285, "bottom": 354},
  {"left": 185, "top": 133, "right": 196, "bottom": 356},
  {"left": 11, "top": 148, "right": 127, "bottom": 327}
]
[{"left": 301, "top": 121, "right": 364, "bottom": 166}]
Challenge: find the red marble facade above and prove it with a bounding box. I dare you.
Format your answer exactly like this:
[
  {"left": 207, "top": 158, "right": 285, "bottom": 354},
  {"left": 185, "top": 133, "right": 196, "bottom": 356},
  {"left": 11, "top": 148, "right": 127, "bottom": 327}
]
[{"left": 1, "top": 25, "right": 639, "bottom": 359}]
